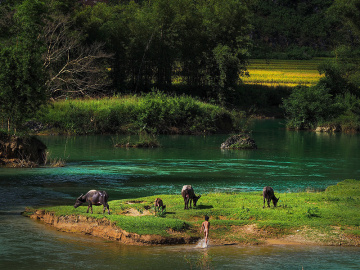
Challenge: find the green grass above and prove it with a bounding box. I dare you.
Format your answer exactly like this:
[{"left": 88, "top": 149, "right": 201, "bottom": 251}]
[
  {"left": 36, "top": 91, "right": 244, "bottom": 135},
  {"left": 243, "top": 58, "right": 327, "bottom": 87},
  {"left": 27, "top": 180, "right": 360, "bottom": 242},
  {"left": 114, "top": 131, "right": 161, "bottom": 148}
]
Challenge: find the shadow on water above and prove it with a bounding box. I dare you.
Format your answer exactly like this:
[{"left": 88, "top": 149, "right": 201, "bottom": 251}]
[{"left": 0, "top": 211, "right": 22, "bottom": 216}]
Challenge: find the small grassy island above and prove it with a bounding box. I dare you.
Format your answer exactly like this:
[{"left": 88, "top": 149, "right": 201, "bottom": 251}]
[
  {"left": 114, "top": 133, "right": 161, "bottom": 148},
  {"left": 25, "top": 180, "right": 360, "bottom": 246}
]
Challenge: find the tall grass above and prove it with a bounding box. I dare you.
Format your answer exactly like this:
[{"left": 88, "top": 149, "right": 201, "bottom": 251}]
[
  {"left": 243, "top": 58, "right": 326, "bottom": 87},
  {"left": 36, "top": 91, "right": 243, "bottom": 135},
  {"left": 114, "top": 131, "right": 160, "bottom": 148}
]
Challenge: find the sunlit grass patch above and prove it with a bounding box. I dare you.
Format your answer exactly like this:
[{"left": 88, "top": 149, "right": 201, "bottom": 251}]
[
  {"left": 37, "top": 92, "right": 242, "bottom": 135},
  {"left": 29, "top": 180, "right": 360, "bottom": 243},
  {"left": 243, "top": 58, "right": 327, "bottom": 87}
]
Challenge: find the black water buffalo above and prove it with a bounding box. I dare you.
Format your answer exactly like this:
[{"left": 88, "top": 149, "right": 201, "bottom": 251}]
[
  {"left": 181, "top": 185, "right": 201, "bottom": 210},
  {"left": 154, "top": 198, "right": 166, "bottom": 214},
  {"left": 74, "top": 190, "right": 110, "bottom": 214},
  {"left": 263, "top": 186, "right": 279, "bottom": 208}
]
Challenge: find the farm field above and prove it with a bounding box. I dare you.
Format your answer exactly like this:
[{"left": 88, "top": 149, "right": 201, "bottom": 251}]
[{"left": 243, "top": 58, "right": 327, "bottom": 87}]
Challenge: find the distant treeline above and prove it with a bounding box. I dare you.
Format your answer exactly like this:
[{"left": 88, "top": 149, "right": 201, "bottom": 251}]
[
  {"left": 249, "top": 0, "right": 341, "bottom": 59},
  {"left": 0, "top": 0, "right": 252, "bottom": 100}
]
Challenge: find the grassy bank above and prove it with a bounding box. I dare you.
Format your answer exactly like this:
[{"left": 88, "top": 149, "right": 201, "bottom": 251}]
[
  {"left": 35, "top": 91, "right": 245, "bottom": 135},
  {"left": 26, "top": 180, "right": 360, "bottom": 245},
  {"left": 32, "top": 59, "right": 329, "bottom": 133},
  {"left": 243, "top": 58, "right": 326, "bottom": 87}
]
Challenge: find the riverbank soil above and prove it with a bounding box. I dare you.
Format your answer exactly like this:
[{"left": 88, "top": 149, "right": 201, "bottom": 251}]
[
  {"left": 25, "top": 180, "right": 360, "bottom": 246},
  {"left": 27, "top": 210, "right": 360, "bottom": 246}
]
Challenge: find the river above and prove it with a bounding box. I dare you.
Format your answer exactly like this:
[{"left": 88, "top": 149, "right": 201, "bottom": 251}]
[{"left": 0, "top": 120, "right": 359, "bottom": 269}]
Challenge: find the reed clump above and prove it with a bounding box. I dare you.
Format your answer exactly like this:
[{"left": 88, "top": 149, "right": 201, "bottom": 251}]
[
  {"left": 49, "top": 158, "right": 66, "bottom": 167},
  {"left": 114, "top": 131, "right": 160, "bottom": 148}
]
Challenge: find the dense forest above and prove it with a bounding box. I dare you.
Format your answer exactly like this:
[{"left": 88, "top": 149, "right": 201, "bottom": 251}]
[{"left": 0, "top": 0, "right": 359, "bottom": 133}]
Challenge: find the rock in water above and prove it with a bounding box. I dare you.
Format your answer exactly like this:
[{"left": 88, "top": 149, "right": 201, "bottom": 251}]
[
  {"left": 220, "top": 134, "right": 257, "bottom": 149},
  {"left": 0, "top": 132, "right": 47, "bottom": 167}
]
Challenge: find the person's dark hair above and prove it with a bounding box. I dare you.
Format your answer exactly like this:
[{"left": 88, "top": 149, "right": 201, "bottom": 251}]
[{"left": 205, "top": 215, "right": 209, "bottom": 221}]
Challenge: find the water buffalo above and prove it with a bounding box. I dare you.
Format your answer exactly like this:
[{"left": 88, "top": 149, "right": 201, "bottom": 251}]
[
  {"left": 74, "top": 190, "right": 110, "bottom": 214},
  {"left": 154, "top": 198, "right": 166, "bottom": 214},
  {"left": 181, "top": 185, "right": 201, "bottom": 210},
  {"left": 263, "top": 186, "right": 279, "bottom": 208}
]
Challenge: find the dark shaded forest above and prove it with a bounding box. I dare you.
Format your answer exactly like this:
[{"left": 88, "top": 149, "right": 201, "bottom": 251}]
[{"left": 0, "top": 0, "right": 359, "bottom": 132}]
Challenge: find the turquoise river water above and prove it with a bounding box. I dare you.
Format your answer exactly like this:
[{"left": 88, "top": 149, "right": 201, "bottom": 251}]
[{"left": 0, "top": 120, "right": 359, "bottom": 269}]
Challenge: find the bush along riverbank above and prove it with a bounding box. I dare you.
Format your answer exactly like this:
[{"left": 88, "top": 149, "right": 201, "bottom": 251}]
[
  {"left": 25, "top": 180, "right": 360, "bottom": 246},
  {"left": 33, "top": 91, "right": 246, "bottom": 135}
]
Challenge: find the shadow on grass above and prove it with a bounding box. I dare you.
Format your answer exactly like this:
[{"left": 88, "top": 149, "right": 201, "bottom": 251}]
[{"left": 196, "top": 205, "right": 214, "bottom": 209}]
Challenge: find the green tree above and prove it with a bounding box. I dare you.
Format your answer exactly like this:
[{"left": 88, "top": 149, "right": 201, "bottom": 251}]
[
  {"left": 198, "top": 0, "right": 251, "bottom": 103},
  {"left": 74, "top": 0, "right": 251, "bottom": 98},
  {"left": 282, "top": 85, "right": 336, "bottom": 129},
  {"left": 328, "top": 0, "right": 360, "bottom": 40},
  {"left": 0, "top": 0, "right": 47, "bottom": 132},
  {"left": 318, "top": 46, "right": 360, "bottom": 97},
  {"left": 248, "top": 0, "right": 336, "bottom": 58},
  {"left": 324, "top": 0, "right": 360, "bottom": 93},
  {"left": 282, "top": 0, "right": 360, "bottom": 131}
]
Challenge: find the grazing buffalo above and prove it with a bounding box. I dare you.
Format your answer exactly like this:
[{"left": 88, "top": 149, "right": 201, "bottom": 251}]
[
  {"left": 181, "top": 185, "right": 201, "bottom": 210},
  {"left": 154, "top": 198, "right": 166, "bottom": 214},
  {"left": 74, "top": 190, "right": 110, "bottom": 214},
  {"left": 263, "top": 186, "right": 279, "bottom": 208}
]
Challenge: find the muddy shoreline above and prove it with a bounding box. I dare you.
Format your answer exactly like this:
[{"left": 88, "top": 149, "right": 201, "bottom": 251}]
[
  {"left": 28, "top": 210, "right": 197, "bottom": 246},
  {"left": 28, "top": 210, "right": 360, "bottom": 247}
]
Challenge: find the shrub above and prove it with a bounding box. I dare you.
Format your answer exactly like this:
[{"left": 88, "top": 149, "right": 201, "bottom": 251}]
[{"left": 281, "top": 84, "right": 336, "bottom": 129}]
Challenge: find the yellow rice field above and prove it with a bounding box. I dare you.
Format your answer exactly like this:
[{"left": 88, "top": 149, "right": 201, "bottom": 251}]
[{"left": 242, "top": 58, "right": 327, "bottom": 87}]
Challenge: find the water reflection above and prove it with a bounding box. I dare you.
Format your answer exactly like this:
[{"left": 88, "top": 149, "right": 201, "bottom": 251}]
[
  {"left": 1, "top": 120, "right": 359, "bottom": 269},
  {"left": 2, "top": 214, "right": 359, "bottom": 270}
]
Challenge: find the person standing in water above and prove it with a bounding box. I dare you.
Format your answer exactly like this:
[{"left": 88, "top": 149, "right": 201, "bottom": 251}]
[{"left": 200, "top": 215, "right": 210, "bottom": 245}]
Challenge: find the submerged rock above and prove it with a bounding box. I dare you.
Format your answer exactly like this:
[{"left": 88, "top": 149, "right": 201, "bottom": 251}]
[
  {"left": 0, "top": 132, "right": 47, "bottom": 167},
  {"left": 221, "top": 134, "right": 257, "bottom": 149}
]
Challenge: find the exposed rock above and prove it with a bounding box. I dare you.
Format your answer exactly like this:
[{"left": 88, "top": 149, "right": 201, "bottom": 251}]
[
  {"left": 221, "top": 134, "right": 257, "bottom": 149},
  {"left": 315, "top": 125, "right": 341, "bottom": 133},
  {"left": 0, "top": 132, "right": 47, "bottom": 167}
]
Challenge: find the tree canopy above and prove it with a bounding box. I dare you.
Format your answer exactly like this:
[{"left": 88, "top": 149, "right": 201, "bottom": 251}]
[
  {"left": 0, "top": 0, "right": 47, "bottom": 132},
  {"left": 1, "top": 0, "right": 360, "bottom": 132},
  {"left": 1, "top": 0, "right": 357, "bottom": 100}
]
